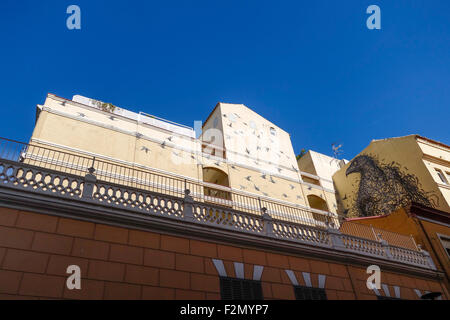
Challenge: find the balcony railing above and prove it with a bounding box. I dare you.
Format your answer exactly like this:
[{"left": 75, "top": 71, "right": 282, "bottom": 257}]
[
  {"left": 0, "top": 137, "right": 425, "bottom": 255},
  {"left": 0, "top": 155, "right": 436, "bottom": 270},
  {"left": 340, "top": 221, "right": 419, "bottom": 251},
  {"left": 0, "top": 137, "right": 338, "bottom": 228}
]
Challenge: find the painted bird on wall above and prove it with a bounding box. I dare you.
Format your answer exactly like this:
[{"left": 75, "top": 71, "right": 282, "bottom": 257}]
[{"left": 345, "top": 155, "right": 436, "bottom": 217}]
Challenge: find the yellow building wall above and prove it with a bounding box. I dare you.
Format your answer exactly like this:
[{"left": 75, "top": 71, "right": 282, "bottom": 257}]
[
  {"left": 201, "top": 102, "right": 309, "bottom": 208},
  {"left": 28, "top": 94, "right": 345, "bottom": 225},
  {"left": 333, "top": 135, "right": 450, "bottom": 217}
]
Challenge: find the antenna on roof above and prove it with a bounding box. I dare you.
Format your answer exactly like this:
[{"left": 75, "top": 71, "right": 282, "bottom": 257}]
[{"left": 331, "top": 142, "right": 344, "bottom": 159}]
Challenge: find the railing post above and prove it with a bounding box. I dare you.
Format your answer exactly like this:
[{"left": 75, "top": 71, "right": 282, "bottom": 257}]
[
  {"left": 378, "top": 234, "right": 393, "bottom": 259},
  {"left": 82, "top": 167, "right": 96, "bottom": 200},
  {"left": 183, "top": 189, "right": 194, "bottom": 221},
  {"left": 261, "top": 207, "right": 273, "bottom": 236},
  {"left": 327, "top": 226, "right": 346, "bottom": 250},
  {"left": 417, "top": 245, "right": 436, "bottom": 270}
]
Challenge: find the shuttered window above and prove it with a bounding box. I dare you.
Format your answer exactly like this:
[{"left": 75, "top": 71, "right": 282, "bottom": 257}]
[
  {"left": 294, "top": 285, "right": 327, "bottom": 300},
  {"left": 220, "top": 277, "right": 263, "bottom": 300},
  {"left": 377, "top": 296, "right": 403, "bottom": 300}
]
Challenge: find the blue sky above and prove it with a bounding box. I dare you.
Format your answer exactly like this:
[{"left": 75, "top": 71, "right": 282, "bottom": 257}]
[{"left": 0, "top": 0, "right": 449, "bottom": 159}]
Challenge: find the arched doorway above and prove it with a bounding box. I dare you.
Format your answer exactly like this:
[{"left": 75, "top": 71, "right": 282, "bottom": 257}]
[
  {"left": 202, "top": 167, "right": 231, "bottom": 202},
  {"left": 307, "top": 195, "right": 329, "bottom": 224}
]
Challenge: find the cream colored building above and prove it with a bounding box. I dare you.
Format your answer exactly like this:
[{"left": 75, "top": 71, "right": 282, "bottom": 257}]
[
  {"left": 29, "top": 93, "right": 339, "bottom": 226},
  {"left": 333, "top": 135, "right": 450, "bottom": 218},
  {"left": 297, "top": 150, "right": 348, "bottom": 215}
]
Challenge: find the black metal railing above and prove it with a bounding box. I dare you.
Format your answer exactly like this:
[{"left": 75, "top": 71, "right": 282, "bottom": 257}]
[{"left": 0, "top": 137, "right": 338, "bottom": 227}]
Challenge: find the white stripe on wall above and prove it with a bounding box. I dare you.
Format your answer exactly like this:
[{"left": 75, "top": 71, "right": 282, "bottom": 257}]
[
  {"left": 234, "top": 262, "right": 244, "bottom": 279},
  {"left": 302, "top": 272, "right": 312, "bottom": 287},
  {"left": 318, "top": 274, "right": 326, "bottom": 289},
  {"left": 253, "top": 265, "right": 264, "bottom": 281},
  {"left": 414, "top": 289, "right": 422, "bottom": 298},
  {"left": 285, "top": 270, "right": 299, "bottom": 286},
  {"left": 212, "top": 259, "right": 227, "bottom": 277},
  {"left": 394, "top": 286, "right": 401, "bottom": 299},
  {"left": 382, "top": 284, "right": 391, "bottom": 297}
]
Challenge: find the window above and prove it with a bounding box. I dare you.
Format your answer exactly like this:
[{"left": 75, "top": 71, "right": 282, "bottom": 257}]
[
  {"left": 220, "top": 277, "right": 263, "bottom": 300},
  {"left": 435, "top": 169, "right": 448, "bottom": 184},
  {"left": 294, "top": 285, "right": 327, "bottom": 300},
  {"left": 437, "top": 234, "right": 450, "bottom": 259}
]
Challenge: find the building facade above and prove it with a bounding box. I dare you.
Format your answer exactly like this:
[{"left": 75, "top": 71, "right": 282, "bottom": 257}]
[
  {"left": 333, "top": 135, "right": 450, "bottom": 218},
  {"left": 31, "top": 94, "right": 340, "bottom": 226},
  {"left": 297, "top": 150, "right": 348, "bottom": 215},
  {"left": 0, "top": 94, "right": 447, "bottom": 300},
  {"left": 342, "top": 203, "right": 450, "bottom": 293}
]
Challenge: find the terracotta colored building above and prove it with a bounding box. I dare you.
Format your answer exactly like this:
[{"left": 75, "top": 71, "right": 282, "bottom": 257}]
[{"left": 342, "top": 203, "right": 450, "bottom": 293}]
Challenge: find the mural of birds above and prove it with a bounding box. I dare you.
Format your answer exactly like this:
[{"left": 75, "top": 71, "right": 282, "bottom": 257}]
[
  {"left": 140, "top": 146, "right": 150, "bottom": 154},
  {"left": 345, "top": 155, "right": 435, "bottom": 217}
]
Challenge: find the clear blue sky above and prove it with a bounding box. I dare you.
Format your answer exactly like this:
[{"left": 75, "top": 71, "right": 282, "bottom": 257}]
[{"left": 0, "top": 0, "right": 449, "bottom": 159}]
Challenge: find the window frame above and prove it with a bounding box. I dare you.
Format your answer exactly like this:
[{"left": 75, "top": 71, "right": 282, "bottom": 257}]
[
  {"left": 435, "top": 168, "right": 449, "bottom": 185},
  {"left": 219, "top": 277, "right": 264, "bottom": 300},
  {"left": 436, "top": 233, "right": 450, "bottom": 260}
]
